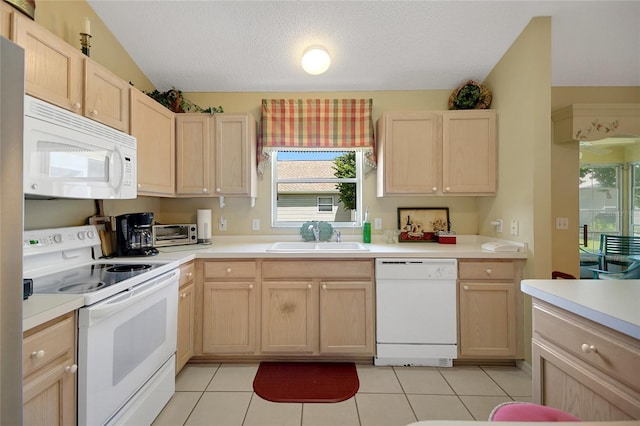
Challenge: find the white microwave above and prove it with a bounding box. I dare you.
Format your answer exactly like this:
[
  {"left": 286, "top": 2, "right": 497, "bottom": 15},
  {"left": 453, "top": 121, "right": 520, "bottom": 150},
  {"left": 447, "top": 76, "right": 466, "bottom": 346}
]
[{"left": 23, "top": 95, "right": 137, "bottom": 199}]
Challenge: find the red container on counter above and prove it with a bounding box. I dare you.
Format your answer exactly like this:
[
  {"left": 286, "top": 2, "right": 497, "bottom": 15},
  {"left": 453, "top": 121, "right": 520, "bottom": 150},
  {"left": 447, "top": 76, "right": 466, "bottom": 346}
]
[{"left": 438, "top": 235, "right": 457, "bottom": 244}]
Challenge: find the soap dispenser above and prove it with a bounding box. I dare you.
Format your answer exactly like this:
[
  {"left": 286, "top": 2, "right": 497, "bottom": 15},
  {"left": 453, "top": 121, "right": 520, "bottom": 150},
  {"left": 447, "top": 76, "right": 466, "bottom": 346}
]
[{"left": 363, "top": 208, "right": 371, "bottom": 243}]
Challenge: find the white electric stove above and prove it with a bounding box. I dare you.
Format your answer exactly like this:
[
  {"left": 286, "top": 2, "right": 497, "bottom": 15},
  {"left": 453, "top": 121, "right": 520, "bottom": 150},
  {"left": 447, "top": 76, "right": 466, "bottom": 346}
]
[{"left": 23, "top": 225, "right": 179, "bottom": 425}]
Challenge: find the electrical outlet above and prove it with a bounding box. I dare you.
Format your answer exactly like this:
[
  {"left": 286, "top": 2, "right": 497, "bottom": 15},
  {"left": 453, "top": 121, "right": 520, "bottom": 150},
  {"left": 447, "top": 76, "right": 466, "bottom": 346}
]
[
  {"left": 218, "top": 217, "right": 227, "bottom": 231},
  {"left": 374, "top": 218, "right": 382, "bottom": 230},
  {"left": 556, "top": 217, "right": 569, "bottom": 230},
  {"left": 510, "top": 219, "right": 519, "bottom": 236},
  {"left": 252, "top": 219, "right": 260, "bottom": 231}
]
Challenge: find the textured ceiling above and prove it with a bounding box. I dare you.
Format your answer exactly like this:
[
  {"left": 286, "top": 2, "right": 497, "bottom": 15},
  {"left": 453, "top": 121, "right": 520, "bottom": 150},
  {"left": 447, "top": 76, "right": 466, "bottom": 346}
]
[{"left": 87, "top": 1, "right": 640, "bottom": 92}]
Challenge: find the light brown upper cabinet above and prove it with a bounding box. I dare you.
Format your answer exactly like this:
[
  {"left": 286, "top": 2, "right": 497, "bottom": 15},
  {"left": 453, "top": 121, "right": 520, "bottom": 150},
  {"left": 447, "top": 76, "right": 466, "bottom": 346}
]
[
  {"left": 214, "top": 114, "right": 257, "bottom": 197},
  {"left": 12, "top": 12, "right": 130, "bottom": 132},
  {"left": 130, "top": 87, "right": 176, "bottom": 196},
  {"left": 84, "top": 60, "right": 130, "bottom": 132},
  {"left": 12, "top": 12, "right": 83, "bottom": 114},
  {"left": 2, "top": 1, "right": 13, "bottom": 39},
  {"left": 376, "top": 111, "right": 441, "bottom": 195},
  {"left": 377, "top": 110, "right": 496, "bottom": 196},
  {"left": 175, "top": 114, "right": 215, "bottom": 196},
  {"left": 442, "top": 110, "right": 497, "bottom": 194}
]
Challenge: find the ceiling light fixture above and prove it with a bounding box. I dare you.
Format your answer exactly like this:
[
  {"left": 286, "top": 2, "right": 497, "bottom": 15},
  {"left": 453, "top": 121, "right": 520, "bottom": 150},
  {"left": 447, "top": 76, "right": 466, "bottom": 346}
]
[{"left": 302, "top": 46, "right": 330, "bottom": 75}]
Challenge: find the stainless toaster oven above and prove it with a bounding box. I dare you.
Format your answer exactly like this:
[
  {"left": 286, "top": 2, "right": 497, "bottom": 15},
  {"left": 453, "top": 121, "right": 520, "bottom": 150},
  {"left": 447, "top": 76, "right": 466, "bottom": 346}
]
[{"left": 152, "top": 224, "right": 198, "bottom": 247}]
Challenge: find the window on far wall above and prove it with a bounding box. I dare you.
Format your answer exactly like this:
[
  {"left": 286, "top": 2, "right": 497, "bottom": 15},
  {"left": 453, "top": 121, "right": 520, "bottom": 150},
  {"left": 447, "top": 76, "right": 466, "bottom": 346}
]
[
  {"left": 271, "top": 150, "right": 363, "bottom": 227},
  {"left": 579, "top": 164, "right": 622, "bottom": 248}
]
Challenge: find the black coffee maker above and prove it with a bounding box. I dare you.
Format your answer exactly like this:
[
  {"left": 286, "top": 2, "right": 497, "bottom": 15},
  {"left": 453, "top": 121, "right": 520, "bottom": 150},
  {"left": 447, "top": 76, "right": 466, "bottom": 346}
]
[{"left": 115, "top": 212, "right": 158, "bottom": 256}]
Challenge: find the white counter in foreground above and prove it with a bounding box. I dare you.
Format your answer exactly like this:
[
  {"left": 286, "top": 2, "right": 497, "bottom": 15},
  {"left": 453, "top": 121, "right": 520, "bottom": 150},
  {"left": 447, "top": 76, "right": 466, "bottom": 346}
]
[
  {"left": 407, "top": 422, "right": 640, "bottom": 426},
  {"left": 521, "top": 279, "right": 640, "bottom": 340}
]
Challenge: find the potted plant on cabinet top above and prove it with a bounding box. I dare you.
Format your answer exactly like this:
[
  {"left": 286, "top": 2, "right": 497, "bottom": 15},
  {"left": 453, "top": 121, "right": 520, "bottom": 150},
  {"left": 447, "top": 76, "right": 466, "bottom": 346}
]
[{"left": 145, "top": 87, "right": 223, "bottom": 114}]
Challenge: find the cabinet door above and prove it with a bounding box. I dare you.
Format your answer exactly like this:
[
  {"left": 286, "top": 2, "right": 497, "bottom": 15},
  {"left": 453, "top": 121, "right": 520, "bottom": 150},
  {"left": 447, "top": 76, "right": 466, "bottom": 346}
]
[
  {"left": 130, "top": 88, "right": 175, "bottom": 196},
  {"left": 176, "top": 281, "right": 194, "bottom": 374},
  {"left": 458, "top": 281, "right": 516, "bottom": 358},
  {"left": 23, "top": 313, "right": 76, "bottom": 426},
  {"left": 1, "top": 2, "right": 12, "bottom": 39},
  {"left": 261, "top": 281, "right": 318, "bottom": 354},
  {"left": 84, "top": 59, "right": 130, "bottom": 132},
  {"left": 176, "top": 114, "right": 214, "bottom": 196},
  {"left": 532, "top": 339, "right": 638, "bottom": 420},
  {"left": 23, "top": 355, "right": 76, "bottom": 426},
  {"left": 442, "top": 110, "right": 496, "bottom": 194},
  {"left": 214, "top": 114, "right": 257, "bottom": 197},
  {"left": 377, "top": 112, "right": 441, "bottom": 196},
  {"left": 319, "top": 281, "right": 374, "bottom": 355},
  {"left": 12, "top": 12, "right": 83, "bottom": 113},
  {"left": 202, "top": 281, "right": 256, "bottom": 354}
]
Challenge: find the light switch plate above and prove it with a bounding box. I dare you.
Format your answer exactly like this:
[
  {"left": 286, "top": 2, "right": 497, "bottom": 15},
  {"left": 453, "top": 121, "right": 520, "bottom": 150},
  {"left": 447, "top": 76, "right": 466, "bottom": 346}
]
[
  {"left": 252, "top": 219, "right": 260, "bottom": 231},
  {"left": 374, "top": 218, "right": 382, "bottom": 230}
]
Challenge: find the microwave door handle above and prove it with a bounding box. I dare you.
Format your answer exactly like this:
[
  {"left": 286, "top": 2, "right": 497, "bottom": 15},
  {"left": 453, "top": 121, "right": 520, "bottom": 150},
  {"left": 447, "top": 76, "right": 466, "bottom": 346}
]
[{"left": 110, "top": 145, "right": 124, "bottom": 191}]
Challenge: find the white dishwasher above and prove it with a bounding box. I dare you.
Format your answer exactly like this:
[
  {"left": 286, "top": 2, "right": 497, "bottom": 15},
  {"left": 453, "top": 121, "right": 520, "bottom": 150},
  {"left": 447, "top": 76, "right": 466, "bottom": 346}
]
[{"left": 375, "top": 258, "right": 458, "bottom": 367}]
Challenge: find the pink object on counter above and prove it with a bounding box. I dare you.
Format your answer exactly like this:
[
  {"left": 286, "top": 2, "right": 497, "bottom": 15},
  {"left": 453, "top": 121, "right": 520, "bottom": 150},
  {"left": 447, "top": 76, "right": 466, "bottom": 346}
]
[{"left": 489, "top": 402, "right": 580, "bottom": 422}]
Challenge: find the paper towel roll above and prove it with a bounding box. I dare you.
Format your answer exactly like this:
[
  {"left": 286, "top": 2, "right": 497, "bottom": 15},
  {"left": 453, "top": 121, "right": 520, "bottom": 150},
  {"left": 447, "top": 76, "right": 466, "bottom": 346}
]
[{"left": 197, "top": 209, "right": 212, "bottom": 244}]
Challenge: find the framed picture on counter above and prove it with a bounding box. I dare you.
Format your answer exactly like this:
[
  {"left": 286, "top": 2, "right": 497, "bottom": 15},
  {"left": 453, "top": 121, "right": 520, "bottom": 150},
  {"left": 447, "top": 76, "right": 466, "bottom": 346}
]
[{"left": 397, "top": 207, "right": 450, "bottom": 242}]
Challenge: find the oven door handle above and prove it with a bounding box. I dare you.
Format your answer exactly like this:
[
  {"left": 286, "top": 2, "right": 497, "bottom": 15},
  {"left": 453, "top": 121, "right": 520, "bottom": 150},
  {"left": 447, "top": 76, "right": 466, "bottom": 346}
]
[{"left": 84, "top": 269, "right": 179, "bottom": 325}]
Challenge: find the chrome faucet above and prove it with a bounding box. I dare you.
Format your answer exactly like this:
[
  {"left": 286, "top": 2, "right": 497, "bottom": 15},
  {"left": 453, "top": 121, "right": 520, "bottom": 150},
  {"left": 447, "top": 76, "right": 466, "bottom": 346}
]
[
  {"left": 308, "top": 223, "right": 320, "bottom": 241},
  {"left": 334, "top": 230, "right": 341, "bottom": 243}
]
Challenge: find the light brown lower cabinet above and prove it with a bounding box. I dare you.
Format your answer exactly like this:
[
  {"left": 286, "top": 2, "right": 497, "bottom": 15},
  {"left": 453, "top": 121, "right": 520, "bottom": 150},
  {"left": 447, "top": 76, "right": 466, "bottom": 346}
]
[
  {"left": 199, "top": 260, "right": 258, "bottom": 355},
  {"left": 532, "top": 300, "right": 640, "bottom": 420},
  {"left": 23, "top": 312, "right": 77, "bottom": 426},
  {"left": 261, "top": 280, "right": 318, "bottom": 354},
  {"left": 176, "top": 262, "right": 195, "bottom": 374},
  {"left": 261, "top": 259, "right": 375, "bottom": 357},
  {"left": 194, "top": 258, "right": 374, "bottom": 359},
  {"left": 457, "top": 259, "right": 524, "bottom": 359}
]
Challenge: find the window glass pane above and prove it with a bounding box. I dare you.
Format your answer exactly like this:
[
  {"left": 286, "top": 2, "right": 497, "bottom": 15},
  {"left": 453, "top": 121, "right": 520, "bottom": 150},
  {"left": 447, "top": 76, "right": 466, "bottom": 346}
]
[
  {"left": 579, "top": 164, "right": 621, "bottom": 246},
  {"left": 272, "top": 151, "right": 361, "bottom": 227}
]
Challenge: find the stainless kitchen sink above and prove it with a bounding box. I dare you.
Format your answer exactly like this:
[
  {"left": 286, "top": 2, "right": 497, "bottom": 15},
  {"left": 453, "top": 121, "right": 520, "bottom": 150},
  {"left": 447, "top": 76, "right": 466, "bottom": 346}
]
[{"left": 266, "top": 241, "right": 369, "bottom": 252}]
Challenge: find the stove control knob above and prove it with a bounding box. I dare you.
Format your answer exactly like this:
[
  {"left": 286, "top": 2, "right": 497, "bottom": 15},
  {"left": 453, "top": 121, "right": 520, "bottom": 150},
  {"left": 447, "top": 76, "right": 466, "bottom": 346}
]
[
  {"left": 77, "top": 231, "right": 86, "bottom": 240},
  {"left": 87, "top": 230, "right": 95, "bottom": 239},
  {"left": 53, "top": 234, "right": 63, "bottom": 244}
]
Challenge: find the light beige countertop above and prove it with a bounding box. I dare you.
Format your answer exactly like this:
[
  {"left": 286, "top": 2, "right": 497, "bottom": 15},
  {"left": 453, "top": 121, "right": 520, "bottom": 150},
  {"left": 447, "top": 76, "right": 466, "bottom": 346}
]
[
  {"left": 23, "top": 294, "right": 84, "bottom": 331},
  {"left": 25, "top": 234, "right": 527, "bottom": 331},
  {"left": 521, "top": 279, "right": 640, "bottom": 340},
  {"left": 153, "top": 234, "right": 528, "bottom": 260}
]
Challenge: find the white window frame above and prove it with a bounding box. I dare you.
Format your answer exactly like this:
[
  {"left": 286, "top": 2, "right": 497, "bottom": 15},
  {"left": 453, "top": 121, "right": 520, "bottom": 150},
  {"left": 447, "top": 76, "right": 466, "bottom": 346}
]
[{"left": 271, "top": 150, "right": 363, "bottom": 228}]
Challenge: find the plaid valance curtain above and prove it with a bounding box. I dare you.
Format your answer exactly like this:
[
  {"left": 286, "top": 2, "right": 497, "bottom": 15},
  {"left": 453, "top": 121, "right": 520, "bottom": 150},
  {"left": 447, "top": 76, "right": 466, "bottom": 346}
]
[{"left": 257, "top": 98, "right": 376, "bottom": 174}]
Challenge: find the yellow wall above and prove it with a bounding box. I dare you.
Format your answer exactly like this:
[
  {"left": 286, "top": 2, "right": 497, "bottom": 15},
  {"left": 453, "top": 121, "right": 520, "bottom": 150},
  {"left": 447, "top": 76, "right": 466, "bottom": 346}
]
[{"left": 480, "top": 17, "right": 552, "bottom": 365}]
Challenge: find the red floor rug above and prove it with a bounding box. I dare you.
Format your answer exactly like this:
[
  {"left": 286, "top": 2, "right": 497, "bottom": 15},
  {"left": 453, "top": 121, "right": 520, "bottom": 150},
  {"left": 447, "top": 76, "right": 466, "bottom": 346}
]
[{"left": 253, "top": 361, "right": 359, "bottom": 403}]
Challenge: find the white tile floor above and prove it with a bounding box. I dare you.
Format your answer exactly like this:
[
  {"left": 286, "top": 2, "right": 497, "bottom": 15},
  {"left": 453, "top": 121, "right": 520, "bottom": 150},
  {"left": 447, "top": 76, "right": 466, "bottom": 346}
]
[{"left": 153, "top": 363, "right": 532, "bottom": 426}]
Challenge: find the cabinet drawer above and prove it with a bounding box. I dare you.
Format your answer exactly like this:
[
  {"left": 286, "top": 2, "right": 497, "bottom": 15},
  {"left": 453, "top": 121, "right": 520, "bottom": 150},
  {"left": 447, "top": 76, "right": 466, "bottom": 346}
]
[
  {"left": 533, "top": 301, "right": 640, "bottom": 392},
  {"left": 262, "top": 260, "right": 373, "bottom": 280},
  {"left": 179, "top": 262, "right": 195, "bottom": 286},
  {"left": 204, "top": 260, "right": 257, "bottom": 279},
  {"left": 23, "top": 313, "right": 75, "bottom": 377},
  {"left": 459, "top": 261, "right": 514, "bottom": 280}
]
